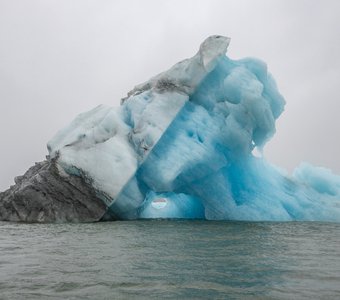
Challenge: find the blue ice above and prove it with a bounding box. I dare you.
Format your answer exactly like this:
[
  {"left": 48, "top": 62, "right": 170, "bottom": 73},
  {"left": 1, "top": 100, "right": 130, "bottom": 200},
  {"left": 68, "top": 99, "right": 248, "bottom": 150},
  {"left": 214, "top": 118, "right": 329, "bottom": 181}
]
[{"left": 110, "top": 51, "right": 340, "bottom": 221}]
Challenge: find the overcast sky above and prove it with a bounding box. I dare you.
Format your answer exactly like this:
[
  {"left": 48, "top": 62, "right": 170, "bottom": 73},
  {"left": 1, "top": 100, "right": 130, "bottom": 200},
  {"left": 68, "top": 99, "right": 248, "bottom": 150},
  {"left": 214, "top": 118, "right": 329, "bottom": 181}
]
[{"left": 1, "top": 0, "right": 340, "bottom": 190}]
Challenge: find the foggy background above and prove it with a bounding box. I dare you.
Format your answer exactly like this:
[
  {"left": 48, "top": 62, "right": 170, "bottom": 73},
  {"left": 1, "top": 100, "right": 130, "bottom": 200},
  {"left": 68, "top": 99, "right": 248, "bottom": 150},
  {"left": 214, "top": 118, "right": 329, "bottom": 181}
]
[{"left": 1, "top": 0, "right": 340, "bottom": 190}]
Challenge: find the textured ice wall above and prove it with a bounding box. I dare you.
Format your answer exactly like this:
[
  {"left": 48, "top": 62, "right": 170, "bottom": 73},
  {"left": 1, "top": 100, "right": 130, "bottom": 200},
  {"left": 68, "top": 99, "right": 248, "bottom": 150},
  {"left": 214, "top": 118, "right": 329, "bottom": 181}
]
[{"left": 48, "top": 35, "right": 340, "bottom": 221}]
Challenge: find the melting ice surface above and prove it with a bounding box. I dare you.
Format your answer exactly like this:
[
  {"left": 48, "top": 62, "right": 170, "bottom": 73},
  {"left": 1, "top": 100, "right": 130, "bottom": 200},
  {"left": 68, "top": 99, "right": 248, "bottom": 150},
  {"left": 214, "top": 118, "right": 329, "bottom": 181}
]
[{"left": 48, "top": 36, "right": 340, "bottom": 221}]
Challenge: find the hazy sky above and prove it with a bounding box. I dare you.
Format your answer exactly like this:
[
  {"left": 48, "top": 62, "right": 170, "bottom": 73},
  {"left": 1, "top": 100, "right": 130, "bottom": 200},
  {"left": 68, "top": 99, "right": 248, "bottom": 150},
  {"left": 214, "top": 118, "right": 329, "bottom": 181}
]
[{"left": 1, "top": 0, "right": 340, "bottom": 190}]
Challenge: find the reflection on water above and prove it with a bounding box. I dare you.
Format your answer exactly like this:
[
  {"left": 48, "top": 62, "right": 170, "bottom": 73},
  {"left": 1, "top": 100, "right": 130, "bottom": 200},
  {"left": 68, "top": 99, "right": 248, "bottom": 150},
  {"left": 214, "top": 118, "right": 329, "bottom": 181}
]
[{"left": 0, "top": 221, "right": 339, "bottom": 299}]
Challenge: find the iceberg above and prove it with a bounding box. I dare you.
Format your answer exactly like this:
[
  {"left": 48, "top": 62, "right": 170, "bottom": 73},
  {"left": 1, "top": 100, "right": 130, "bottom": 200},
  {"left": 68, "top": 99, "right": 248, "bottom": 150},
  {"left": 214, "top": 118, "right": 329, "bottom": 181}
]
[{"left": 1, "top": 35, "right": 340, "bottom": 222}]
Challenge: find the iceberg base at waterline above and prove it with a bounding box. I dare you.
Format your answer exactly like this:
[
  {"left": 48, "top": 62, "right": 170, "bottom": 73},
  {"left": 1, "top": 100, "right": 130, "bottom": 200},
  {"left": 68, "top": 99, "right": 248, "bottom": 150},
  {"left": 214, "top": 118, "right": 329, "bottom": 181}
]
[{"left": 1, "top": 35, "right": 340, "bottom": 223}]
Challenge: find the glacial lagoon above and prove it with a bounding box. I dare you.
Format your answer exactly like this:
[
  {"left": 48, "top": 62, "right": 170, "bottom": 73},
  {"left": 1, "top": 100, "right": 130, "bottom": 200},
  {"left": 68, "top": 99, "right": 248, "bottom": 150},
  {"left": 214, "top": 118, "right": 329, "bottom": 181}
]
[{"left": 1, "top": 220, "right": 339, "bottom": 299}]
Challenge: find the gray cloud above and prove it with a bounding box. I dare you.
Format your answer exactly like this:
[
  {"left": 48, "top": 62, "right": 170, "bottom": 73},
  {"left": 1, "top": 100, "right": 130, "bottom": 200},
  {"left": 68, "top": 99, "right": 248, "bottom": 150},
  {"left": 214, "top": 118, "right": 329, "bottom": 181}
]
[{"left": 1, "top": 0, "right": 340, "bottom": 190}]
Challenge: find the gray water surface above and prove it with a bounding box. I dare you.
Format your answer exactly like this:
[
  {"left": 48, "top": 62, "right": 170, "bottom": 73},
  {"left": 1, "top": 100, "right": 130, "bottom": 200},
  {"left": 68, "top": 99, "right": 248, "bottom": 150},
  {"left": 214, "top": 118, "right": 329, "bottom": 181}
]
[{"left": 0, "top": 221, "right": 339, "bottom": 299}]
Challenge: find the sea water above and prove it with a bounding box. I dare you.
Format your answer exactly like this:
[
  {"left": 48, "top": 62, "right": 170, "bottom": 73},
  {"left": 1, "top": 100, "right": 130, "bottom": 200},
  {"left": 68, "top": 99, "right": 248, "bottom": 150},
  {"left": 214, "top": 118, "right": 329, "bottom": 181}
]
[{"left": 0, "top": 221, "right": 339, "bottom": 299}]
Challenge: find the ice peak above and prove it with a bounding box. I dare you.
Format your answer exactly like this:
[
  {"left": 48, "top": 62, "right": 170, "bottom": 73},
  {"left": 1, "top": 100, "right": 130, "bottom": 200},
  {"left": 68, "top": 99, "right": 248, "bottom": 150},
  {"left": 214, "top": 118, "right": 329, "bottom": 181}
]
[
  {"left": 198, "top": 35, "right": 230, "bottom": 72},
  {"left": 123, "top": 35, "right": 231, "bottom": 100}
]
